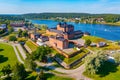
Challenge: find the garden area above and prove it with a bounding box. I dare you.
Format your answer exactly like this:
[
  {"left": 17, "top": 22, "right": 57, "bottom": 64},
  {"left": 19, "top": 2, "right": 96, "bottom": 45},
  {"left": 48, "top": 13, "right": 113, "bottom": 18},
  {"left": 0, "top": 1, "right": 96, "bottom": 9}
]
[
  {"left": 63, "top": 49, "right": 89, "bottom": 64},
  {"left": 53, "top": 48, "right": 89, "bottom": 68},
  {"left": 25, "top": 40, "right": 38, "bottom": 52}
]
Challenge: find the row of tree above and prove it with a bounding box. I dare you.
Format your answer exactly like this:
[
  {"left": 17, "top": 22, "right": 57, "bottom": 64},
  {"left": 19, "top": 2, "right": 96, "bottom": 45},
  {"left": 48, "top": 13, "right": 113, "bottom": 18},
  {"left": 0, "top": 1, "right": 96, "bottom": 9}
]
[{"left": 22, "top": 13, "right": 120, "bottom": 23}]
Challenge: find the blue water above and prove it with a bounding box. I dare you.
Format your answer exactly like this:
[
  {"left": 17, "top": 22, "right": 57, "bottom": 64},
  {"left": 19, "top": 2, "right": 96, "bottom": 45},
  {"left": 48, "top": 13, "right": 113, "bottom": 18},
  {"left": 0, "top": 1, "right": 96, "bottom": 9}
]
[{"left": 31, "top": 20, "right": 120, "bottom": 41}]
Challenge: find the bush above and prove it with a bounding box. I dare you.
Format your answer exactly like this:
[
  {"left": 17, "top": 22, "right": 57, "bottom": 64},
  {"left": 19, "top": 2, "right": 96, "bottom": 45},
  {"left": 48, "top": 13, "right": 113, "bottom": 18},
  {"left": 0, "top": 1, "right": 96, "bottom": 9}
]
[
  {"left": 85, "top": 39, "right": 91, "bottom": 46},
  {"left": 84, "top": 51, "right": 107, "bottom": 75},
  {"left": 17, "top": 38, "right": 27, "bottom": 43},
  {"left": 9, "top": 35, "right": 17, "bottom": 41},
  {"left": 32, "top": 46, "right": 51, "bottom": 62}
]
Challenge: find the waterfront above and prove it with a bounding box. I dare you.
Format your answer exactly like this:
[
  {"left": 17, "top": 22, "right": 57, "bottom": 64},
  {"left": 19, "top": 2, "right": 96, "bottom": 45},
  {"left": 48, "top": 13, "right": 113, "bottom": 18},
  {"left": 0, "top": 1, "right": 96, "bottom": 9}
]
[{"left": 32, "top": 20, "right": 120, "bottom": 41}]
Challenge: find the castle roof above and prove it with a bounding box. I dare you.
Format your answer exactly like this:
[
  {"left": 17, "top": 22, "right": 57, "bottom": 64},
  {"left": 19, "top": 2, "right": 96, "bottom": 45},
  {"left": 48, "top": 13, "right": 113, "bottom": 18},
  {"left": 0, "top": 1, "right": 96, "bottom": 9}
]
[
  {"left": 48, "top": 29, "right": 63, "bottom": 34},
  {"left": 50, "top": 35, "right": 67, "bottom": 41},
  {"left": 58, "top": 22, "right": 74, "bottom": 28}
]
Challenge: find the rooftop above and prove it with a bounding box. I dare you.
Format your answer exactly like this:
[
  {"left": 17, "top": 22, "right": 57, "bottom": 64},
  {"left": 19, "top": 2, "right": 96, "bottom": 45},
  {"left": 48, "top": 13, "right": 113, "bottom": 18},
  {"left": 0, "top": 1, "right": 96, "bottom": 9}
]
[
  {"left": 58, "top": 22, "right": 74, "bottom": 28},
  {"left": 50, "top": 35, "right": 67, "bottom": 41},
  {"left": 48, "top": 29, "right": 63, "bottom": 34},
  {"left": 0, "top": 24, "right": 6, "bottom": 29}
]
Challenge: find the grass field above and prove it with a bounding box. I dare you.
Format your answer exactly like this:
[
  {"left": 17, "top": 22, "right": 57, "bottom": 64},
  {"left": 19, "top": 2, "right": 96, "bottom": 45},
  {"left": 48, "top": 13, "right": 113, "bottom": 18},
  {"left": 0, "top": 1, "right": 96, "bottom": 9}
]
[
  {"left": 88, "top": 43, "right": 120, "bottom": 52},
  {"left": 53, "top": 48, "right": 88, "bottom": 66},
  {"left": 82, "top": 36, "right": 107, "bottom": 43},
  {"left": 84, "top": 61, "right": 120, "bottom": 80},
  {"left": 105, "top": 22, "right": 120, "bottom": 26},
  {"left": 0, "top": 43, "right": 18, "bottom": 73},
  {"left": 25, "top": 40, "right": 38, "bottom": 52},
  {"left": 26, "top": 72, "right": 74, "bottom": 80},
  {"left": 46, "top": 74, "right": 74, "bottom": 80}
]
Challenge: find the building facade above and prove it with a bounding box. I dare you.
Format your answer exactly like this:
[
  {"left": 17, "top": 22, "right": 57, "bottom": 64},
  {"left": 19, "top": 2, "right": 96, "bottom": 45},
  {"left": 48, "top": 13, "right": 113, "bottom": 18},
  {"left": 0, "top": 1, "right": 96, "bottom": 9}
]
[{"left": 49, "top": 36, "right": 69, "bottom": 49}]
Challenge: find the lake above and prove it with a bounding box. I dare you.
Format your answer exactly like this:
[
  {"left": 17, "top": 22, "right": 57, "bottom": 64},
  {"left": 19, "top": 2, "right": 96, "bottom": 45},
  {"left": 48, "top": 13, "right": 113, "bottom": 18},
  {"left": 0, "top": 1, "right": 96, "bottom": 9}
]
[{"left": 31, "top": 20, "right": 120, "bottom": 41}]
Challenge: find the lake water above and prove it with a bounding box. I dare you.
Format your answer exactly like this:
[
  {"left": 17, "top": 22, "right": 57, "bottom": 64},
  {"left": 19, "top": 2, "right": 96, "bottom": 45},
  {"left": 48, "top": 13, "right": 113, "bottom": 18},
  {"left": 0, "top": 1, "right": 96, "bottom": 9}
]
[{"left": 31, "top": 20, "right": 120, "bottom": 41}]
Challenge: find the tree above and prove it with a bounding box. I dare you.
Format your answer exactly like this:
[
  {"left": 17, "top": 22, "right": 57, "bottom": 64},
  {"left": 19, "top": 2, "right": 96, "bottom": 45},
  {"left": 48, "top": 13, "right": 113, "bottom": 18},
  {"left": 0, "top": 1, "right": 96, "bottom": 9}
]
[
  {"left": 18, "top": 29, "right": 23, "bottom": 37},
  {"left": 12, "top": 63, "right": 27, "bottom": 80},
  {"left": 84, "top": 51, "right": 107, "bottom": 75},
  {"left": 8, "top": 27, "right": 14, "bottom": 33},
  {"left": 25, "top": 54, "right": 37, "bottom": 71},
  {"left": 9, "top": 35, "right": 17, "bottom": 41},
  {"left": 36, "top": 69, "right": 45, "bottom": 80},
  {"left": 40, "top": 24, "right": 48, "bottom": 30},
  {"left": 7, "top": 25, "right": 14, "bottom": 33},
  {"left": 113, "top": 53, "right": 120, "bottom": 64},
  {"left": 32, "top": 46, "right": 51, "bottom": 62},
  {"left": 85, "top": 39, "right": 91, "bottom": 46},
  {"left": 22, "top": 30, "right": 28, "bottom": 37},
  {"left": 75, "top": 20, "right": 80, "bottom": 23},
  {"left": 0, "top": 29, "right": 5, "bottom": 34},
  {"left": 1, "top": 64, "right": 12, "bottom": 77},
  {"left": 117, "top": 41, "right": 120, "bottom": 45}
]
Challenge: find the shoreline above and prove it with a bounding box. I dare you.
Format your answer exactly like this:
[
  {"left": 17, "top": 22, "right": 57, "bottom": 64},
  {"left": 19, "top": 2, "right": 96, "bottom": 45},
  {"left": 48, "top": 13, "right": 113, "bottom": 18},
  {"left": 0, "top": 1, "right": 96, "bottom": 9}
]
[{"left": 30, "top": 19, "right": 120, "bottom": 27}]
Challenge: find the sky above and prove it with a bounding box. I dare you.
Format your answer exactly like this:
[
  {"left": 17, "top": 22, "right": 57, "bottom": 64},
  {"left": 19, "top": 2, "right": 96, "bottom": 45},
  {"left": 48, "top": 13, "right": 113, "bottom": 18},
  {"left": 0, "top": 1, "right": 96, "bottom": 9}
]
[{"left": 0, "top": 0, "right": 120, "bottom": 14}]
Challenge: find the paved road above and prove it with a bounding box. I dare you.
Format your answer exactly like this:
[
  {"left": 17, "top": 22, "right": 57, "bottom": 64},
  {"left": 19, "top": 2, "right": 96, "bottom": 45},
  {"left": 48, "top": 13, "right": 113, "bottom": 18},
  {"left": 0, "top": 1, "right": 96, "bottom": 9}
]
[
  {"left": 12, "top": 44, "right": 24, "bottom": 64},
  {"left": 14, "top": 43, "right": 27, "bottom": 60},
  {"left": 35, "top": 61, "right": 91, "bottom": 80}
]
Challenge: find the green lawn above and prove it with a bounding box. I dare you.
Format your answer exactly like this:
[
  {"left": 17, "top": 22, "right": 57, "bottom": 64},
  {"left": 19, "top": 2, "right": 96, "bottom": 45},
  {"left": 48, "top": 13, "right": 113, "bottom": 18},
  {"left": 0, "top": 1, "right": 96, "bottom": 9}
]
[
  {"left": 82, "top": 36, "right": 120, "bottom": 51},
  {"left": 82, "top": 36, "right": 107, "bottom": 43},
  {"left": 25, "top": 40, "right": 38, "bottom": 52},
  {"left": 88, "top": 44, "right": 120, "bottom": 52},
  {"left": 105, "top": 22, "right": 120, "bottom": 26},
  {"left": 54, "top": 48, "right": 89, "bottom": 65},
  {"left": 0, "top": 43, "right": 18, "bottom": 71},
  {"left": 64, "top": 49, "right": 89, "bottom": 64},
  {"left": 46, "top": 73, "right": 74, "bottom": 80},
  {"left": 84, "top": 61, "right": 120, "bottom": 80},
  {"left": 26, "top": 72, "right": 74, "bottom": 80}
]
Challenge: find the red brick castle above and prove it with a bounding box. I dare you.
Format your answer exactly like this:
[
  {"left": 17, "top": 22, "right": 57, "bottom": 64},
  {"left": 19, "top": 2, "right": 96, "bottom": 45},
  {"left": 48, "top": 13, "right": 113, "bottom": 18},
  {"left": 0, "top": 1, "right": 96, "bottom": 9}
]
[{"left": 47, "top": 22, "right": 83, "bottom": 49}]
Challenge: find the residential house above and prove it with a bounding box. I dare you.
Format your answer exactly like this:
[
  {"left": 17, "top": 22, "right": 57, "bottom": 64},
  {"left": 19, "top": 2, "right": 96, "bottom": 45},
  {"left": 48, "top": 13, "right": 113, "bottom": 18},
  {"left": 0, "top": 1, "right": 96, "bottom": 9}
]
[
  {"left": 30, "top": 33, "right": 41, "bottom": 40},
  {"left": 38, "top": 36, "right": 49, "bottom": 42},
  {"left": 0, "top": 24, "right": 7, "bottom": 30},
  {"left": 97, "top": 42, "right": 107, "bottom": 47}
]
